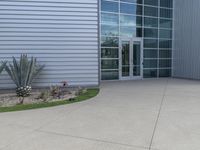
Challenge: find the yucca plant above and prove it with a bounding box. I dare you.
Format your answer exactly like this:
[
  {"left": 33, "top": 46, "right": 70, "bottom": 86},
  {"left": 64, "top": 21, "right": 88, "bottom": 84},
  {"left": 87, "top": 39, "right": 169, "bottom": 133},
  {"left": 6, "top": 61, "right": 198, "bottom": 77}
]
[
  {"left": 0, "top": 61, "right": 6, "bottom": 74},
  {"left": 5, "top": 54, "right": 44, "bottom": 97}
]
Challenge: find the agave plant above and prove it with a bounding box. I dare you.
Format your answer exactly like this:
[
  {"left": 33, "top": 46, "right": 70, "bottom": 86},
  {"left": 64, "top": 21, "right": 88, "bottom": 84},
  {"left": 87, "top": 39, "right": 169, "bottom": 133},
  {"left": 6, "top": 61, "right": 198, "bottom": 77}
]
[
  {"left": 0, "top": 61, "right": 6, "bottom": 74},
  {"left": 5, "top": 54, "right": 44, "bottom": 97}
]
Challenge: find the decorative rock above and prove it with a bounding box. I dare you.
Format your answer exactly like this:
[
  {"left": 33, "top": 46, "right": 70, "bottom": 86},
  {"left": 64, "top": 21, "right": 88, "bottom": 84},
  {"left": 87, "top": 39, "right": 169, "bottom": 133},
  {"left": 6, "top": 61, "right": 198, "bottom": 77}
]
[
  {"left": 0, "top": 88, "right": 78, "bottom": 107},
  {"left": 16, "top": 86, "right": 32, "bottom": 97}
]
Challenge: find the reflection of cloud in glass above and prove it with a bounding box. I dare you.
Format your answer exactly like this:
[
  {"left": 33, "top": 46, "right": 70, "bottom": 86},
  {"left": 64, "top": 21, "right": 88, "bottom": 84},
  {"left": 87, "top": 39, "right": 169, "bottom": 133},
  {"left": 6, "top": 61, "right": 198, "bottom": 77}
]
[
  {"left": 120, "top": 3, "right": 142, "bottom": 15},
  {"left": 101, "top": 25, "right": 119, "bottom": 36},
  {"left": 101, "top": 13, "right": 119, "bottom": 25},
  {"left": 120, "top": 15, "right": 136, "bottom": 26},
  {"left": 101, "top": 0, "right": 118, "bottom": 13},
  {"left": 120, "top": 27, "right": 142, "bottom": 37}
]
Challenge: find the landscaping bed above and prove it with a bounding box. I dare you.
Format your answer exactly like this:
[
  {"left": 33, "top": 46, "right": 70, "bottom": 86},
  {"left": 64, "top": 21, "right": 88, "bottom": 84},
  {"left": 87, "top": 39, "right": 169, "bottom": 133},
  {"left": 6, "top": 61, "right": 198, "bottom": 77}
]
[
  {"left": 0, "top": 88, "right": 99, "bottom": 113},
  {"left": 0, "top": 54, "right": 99, "bottom": 113}
]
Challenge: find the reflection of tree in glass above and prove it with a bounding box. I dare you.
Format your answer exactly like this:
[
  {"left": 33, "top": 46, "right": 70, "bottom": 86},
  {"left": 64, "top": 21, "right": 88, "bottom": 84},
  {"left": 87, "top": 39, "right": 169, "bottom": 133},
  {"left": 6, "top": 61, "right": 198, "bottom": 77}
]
[
  {"left": 104, "top": 32, "right": 118, "bottom": 37},
  {"left": 101, "top": 37, "right": 118, "bottom": 47}
]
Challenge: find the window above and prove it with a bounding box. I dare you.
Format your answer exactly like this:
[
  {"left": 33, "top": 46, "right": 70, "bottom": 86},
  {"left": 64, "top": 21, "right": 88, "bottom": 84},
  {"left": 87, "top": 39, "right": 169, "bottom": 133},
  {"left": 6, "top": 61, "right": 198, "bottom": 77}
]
[
  {"left": 101, "top": 25, "right": 119, "bottom": 36},
  {"left": 100, "top": 0, "right": 173, "bottom": 80},
  {"left": 120, "top": 15, "right": 142, "bottom": 27},
  {"left": 159, "top": 69, "right": 171, "bottom": 77},
  {"left": 144, "top": 69, "right": 158, "bottom": 78},
  {"left": 144, "top": 49, "right": 158, "bottom": 58},
  {"left": 101, "top": 70, "right": 119, "bottom": 80},
  {"left": 159, "top": 59, "right": 171, "bottom": 68},
  {"left": 101, "top": 48, "right": 119, "bottom": 58},
  {"left": 159, "top": 40, "right": 172, "bottom": 48},
  {"left": 159, "top": 50, "right": 172, "bottom": 58},
  {"left": 144, "top": 59, "right": 158, "bottom": 68},
  {"left": 120, "top": 3, "right": 143, "bottom": 15},
  {"left": 144, "top": 0, "right": 158, "bottom": 6},
  {"left": 160, "top": 0, "right": 173, "bottom": 8},
  {"left": 101, "top": 60, "right": 119, "bottom": 69},
  {"left": 160, "top": 8, "right": 173, "bottom": 18},
  {"left": 101, "top": 0, "right": 119, "bottom": 13},
  {"left": 101, "top": 13, "right": 119, "bottom": 25},
  {"left": 101, "top": 37, "right": 119, "bottom": 47},
  {"left": 144, "top": 39, "right": 158, "bottom": 48},
  {"left": 159, "top": 29, "right": 172, "bottom": 39},
  {"left": 144, "top": 6, "right": 158, "bottom": 17},
  {"left": 120, "top": 27, "right": 142, "bottom": 37},
  {"left": 144, "top": 17, "right": 158, "bottom": 28},
  {"left": 120, "top": 0, "right": 143, "bottom": 4},
  {"left": 160, "top": 19, "right": 172, "bottom": 28},
  {"left": 144, "top": 28, "right": 158, "bottom": 38}
]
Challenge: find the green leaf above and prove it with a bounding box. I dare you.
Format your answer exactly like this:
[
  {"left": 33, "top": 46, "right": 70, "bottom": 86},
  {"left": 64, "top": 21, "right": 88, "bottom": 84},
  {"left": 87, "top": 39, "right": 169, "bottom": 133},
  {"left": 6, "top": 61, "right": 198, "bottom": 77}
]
[
  {"left": 0, "top": 61, "right": 7, "bottom": 74},
  {"left": 5, "top": 54, "right": 44, "bottom": 91}
]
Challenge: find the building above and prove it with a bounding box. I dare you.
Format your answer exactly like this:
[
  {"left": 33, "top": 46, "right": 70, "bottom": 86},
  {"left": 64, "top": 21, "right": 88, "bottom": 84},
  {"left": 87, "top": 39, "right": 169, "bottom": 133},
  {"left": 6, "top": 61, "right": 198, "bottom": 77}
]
[
  {"left": 0, "top": 0, "right": 199, "bottom": 88},
  {"left": 100, "top": 0, "right": 173, "bottom": 80}
]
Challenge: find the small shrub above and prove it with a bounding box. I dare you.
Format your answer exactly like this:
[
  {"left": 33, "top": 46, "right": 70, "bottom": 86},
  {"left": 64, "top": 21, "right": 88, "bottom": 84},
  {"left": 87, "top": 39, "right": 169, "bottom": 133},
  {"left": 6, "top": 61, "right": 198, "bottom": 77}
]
[
  {"left": 38, "top": 90, "right": 51, "bottom": 102},
  {"left": 50, "top": 85, "right": 62, "bottom": 98},
  {"left": 50, "top": 81, "right": 69, "bottom": 99},
  {"left": 75, "top": 86, "right": 88, "bottom": 96},
  {"left": 5, "top": 54, "right": 44, "bottom": 98}
]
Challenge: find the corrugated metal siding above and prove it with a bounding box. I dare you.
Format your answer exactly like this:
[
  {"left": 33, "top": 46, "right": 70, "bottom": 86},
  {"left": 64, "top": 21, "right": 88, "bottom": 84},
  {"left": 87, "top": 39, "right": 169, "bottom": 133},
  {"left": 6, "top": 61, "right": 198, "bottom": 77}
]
[
  {"left": 0, "top": 0, "right": 99, "bottom": 89},
  {"left": 173, "top": 0, "right": 200, "bottom": 79}
]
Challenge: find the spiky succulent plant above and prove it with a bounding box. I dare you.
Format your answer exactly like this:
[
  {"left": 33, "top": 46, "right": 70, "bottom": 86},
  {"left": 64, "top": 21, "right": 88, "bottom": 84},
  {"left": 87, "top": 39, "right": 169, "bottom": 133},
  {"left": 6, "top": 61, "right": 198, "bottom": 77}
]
[
  {"left": 0, "top": 61, "right": 6, "bottom": 74},
  {"left": 5, "top": 54, "right": 44, "bottom": 97}
]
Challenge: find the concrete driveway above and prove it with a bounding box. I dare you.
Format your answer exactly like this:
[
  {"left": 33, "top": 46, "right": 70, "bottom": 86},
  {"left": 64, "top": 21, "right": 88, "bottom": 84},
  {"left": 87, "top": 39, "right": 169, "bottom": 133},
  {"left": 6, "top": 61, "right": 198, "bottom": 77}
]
[{"left": 0, "top": 78, "right": 200, "bottom": 150}]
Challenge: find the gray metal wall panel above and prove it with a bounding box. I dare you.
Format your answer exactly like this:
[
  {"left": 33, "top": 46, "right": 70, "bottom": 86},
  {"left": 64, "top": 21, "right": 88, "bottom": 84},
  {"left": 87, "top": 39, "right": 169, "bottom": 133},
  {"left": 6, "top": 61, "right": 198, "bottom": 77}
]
[
  {"left": 0, "top": 0, "right": 99, "bottom": 89},
  {"left": 173, "top": 0, "right": 200, "bottom": 79}
]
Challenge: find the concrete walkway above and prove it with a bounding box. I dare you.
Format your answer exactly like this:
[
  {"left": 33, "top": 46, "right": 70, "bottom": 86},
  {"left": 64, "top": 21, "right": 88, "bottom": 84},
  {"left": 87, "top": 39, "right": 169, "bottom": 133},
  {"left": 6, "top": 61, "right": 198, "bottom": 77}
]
[{"left": 0, "top": 78, "right": 200, "bottom": 150}]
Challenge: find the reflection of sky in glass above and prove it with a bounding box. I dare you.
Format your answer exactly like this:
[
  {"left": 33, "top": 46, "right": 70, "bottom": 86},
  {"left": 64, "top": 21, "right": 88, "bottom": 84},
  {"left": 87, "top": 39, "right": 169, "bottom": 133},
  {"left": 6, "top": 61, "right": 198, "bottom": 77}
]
[
  {"left": 120, "top": 27, "right": 142, "bottom": 37},
  {"left": 101, "top": 13, "right": 119, "bottom": 25},
  {"left": 120, "top": 3, "right": 142, "bottom": 15},
  {"left": 101, "top": 25, "right": 119, "bottom": 36},
  {"left": 101, "top": 0, "right": 118, "bottom": 13},
  {"left": 120, "top": 0, "right": 142, "bottom": 4},
  {"left": 120, "top": 15, "right": 136, "bottom": 26},
  {"left": 120, "top": 3, "right": 136, "bottom": 14},
  {"left": 120, "top": 27, "right": 136, "bottom": 37}
]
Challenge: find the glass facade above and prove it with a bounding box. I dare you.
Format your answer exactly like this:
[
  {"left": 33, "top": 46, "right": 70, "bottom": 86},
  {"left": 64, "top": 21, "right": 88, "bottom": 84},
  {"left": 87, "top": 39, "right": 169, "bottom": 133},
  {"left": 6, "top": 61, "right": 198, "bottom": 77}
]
[{"left": 101, "top": 0, "right": 173, "bottom": 80}]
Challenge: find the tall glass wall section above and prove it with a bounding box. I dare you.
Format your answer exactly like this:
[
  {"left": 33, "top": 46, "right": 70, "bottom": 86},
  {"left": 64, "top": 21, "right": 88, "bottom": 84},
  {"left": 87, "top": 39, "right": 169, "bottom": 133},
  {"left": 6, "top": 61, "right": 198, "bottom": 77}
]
[{"left": 101, "top": 0, "right": 173, "bottom": 80}]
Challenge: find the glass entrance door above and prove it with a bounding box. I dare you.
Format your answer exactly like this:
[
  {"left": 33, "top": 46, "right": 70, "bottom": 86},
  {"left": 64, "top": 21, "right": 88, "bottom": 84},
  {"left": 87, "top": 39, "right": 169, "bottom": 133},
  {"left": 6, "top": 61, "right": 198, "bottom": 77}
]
[{"left": 120, "top": 38, "right": 143, "bottom": 80}]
